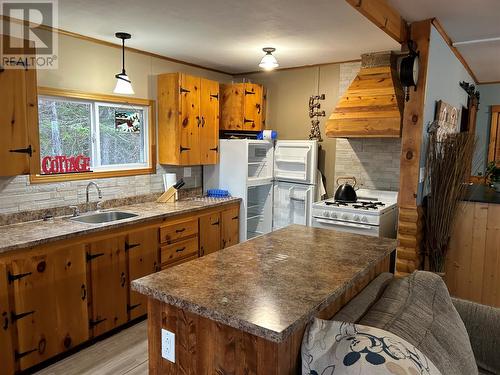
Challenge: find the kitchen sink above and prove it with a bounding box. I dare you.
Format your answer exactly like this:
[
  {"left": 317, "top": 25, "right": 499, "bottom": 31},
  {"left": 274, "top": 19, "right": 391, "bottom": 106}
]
[{"left": 70, "top": 211, "right": 138, "bottom": 224}]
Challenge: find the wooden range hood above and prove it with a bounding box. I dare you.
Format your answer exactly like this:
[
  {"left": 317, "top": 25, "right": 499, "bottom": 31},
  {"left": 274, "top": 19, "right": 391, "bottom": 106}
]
[{"left": 326, "top": 52, "right": 404, "bottom": 138}]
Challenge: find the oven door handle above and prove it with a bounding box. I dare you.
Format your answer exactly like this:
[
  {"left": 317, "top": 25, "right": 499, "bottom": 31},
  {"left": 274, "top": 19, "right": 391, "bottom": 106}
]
[{"left": 314, "top": 218, "right": 373, "bottom": 230}]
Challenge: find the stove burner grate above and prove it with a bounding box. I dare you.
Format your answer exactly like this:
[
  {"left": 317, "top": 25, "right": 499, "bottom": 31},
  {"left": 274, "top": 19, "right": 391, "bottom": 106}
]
[{"left": 352, "top": 201, "right": 385, "bottom": 210}]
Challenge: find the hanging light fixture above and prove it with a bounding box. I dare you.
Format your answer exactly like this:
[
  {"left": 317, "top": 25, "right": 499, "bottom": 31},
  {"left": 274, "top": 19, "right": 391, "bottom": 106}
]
[
  {"left": 114, "top": 32, "right": 134, "bottom": 95},
  {"left": 259, "top": 47, "right": 279, "bottom": 71}
]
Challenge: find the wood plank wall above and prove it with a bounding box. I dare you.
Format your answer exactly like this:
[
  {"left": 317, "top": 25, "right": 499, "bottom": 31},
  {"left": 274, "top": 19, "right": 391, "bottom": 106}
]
[{"left": 445, "top": 202, "right": 500, "bottom": 307}]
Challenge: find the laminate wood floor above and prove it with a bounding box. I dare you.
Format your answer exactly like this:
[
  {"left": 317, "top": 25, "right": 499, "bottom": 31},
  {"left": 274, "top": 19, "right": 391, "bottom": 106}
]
[{"left": 35, "top": 321, "right": 148, "bottom": 375}]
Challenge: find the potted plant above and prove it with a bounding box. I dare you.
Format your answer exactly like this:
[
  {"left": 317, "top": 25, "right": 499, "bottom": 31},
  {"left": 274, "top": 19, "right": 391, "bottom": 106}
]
[
  {"left": 423, "top": 130, "right": 475, "bottom": 274},
  {"left": 485, "top": 161, "right": 500, "bottom": 192}
]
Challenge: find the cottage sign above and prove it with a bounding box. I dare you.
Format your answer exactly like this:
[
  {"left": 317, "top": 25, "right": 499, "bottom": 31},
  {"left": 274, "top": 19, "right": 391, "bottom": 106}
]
[{"left": 41, "top": 155, "right": 91, "bottom": 175}]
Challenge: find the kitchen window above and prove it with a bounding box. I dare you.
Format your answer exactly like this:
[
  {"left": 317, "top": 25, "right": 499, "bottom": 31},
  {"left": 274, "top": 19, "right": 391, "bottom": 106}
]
[{"left": 31, "top": 88, "right": 156, "bottom": 183}]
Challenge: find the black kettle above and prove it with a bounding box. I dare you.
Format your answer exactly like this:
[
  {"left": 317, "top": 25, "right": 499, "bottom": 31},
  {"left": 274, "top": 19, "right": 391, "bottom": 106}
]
[{"left": 334, "top": 177, "right": 358, "bottom": 202}]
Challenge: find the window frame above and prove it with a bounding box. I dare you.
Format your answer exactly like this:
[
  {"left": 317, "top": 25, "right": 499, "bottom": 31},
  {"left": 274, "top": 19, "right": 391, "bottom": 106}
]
[{"left": 30, "top": 87, "right": 156, "bottom": 184}]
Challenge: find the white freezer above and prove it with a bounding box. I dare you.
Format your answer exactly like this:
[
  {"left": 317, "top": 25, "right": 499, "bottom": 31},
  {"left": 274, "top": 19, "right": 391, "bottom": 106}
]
[
  {"left": 274, "top": 140, "right": 318, "bottom": 185},
  {"left": 273, "top": 181, "right": 315, "bottom": 230}
]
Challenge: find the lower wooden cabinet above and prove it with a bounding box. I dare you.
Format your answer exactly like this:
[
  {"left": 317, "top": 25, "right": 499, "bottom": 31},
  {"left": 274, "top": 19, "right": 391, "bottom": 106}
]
[
  {"left": 10, "top": 245, "right": 88, "bottom": 370},
  {"left": 199, "top": 212, "right": 221, "bottom": 256},
  {"left": 221, "top": 206, "right": 240, "bottom": 249},
  {"left": 127, "top": 228, "right": 159, "bottom": 320},
  {"left": 0, "top": 202, "right": 239, "bottom": 374},
  {"left": 87, "top": 236, "right": 128, "bottom": 337}
]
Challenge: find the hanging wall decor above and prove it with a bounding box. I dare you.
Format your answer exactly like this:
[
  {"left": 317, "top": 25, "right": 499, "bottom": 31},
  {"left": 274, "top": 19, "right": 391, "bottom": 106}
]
[
  {"left": 434, "top": 100, "right": 460, "bottom": 138},
  {"left": 115, "top": 110, "right": 141, "bottom": 133},
  {"left": 308, "top": 94, "right": 326, "bottom": 142}
]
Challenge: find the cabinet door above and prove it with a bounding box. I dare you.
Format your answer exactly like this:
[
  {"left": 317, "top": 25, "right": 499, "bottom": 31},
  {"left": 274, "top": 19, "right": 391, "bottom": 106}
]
[
  {"left": 10, "top": 245, "right": 88, "bottom": 370},
  {"left": 179, "top": 74, "right": 201, "bottom": 165},
  {"left": 243, "top": 83, "right": 263, "bottom": 131},
  {"left": 199, "top": 212, "right": 221, "bottom": 256},
  {"left": 88, "top": 236, "right": 128, "bottom": 337},
  {"left": 0, "top": 263, "right": 15, "bottom": 375},
  {"left": 0, "top": 68, "right": 31, "bottom": 176},
  {"left": 127, "top": 228, "right": 159, "bottom": 320},
  {"left": 200, "top": 78, "right": 219, "bottom": 164},
  {"left": 221, "top": 206, "right": 240, "bottom": 249},
  {"left": 220, "top": 83, "right": 244, "bottom": 130}
]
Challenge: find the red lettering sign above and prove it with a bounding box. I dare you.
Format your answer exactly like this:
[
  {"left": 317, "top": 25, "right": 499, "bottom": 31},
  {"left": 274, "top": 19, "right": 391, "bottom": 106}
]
[{"left": 41, "top": 155, "right": 91, "bottom": 175}]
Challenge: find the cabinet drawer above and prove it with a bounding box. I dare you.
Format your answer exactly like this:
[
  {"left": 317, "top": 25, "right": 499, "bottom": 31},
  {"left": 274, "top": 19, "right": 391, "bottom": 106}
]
[
  {"left": 160, "top": 218, "right": 198, "bottom": 244},
  {"left": 161, "top": 237, "right": 198, "bottom": 265}
]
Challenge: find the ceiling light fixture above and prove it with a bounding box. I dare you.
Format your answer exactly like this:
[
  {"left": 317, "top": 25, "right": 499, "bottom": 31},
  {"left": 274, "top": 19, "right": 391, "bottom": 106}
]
[
  {"left": 114, "top": 32, "right": 134, "bottom": 95},
  {"left": 259, "top": 47, "right": 279, "bottom": 71}
]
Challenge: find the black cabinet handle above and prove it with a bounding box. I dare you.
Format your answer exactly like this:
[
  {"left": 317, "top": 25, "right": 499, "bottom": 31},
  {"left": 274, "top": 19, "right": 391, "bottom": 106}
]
[
  {"left": 11, "top": 310, "right": 35, "bottom": 322},
  {"left": 180, "top": 146, "right": 191, "bottom": 152},
  {"left": 120, "top": 272, "right": 126, "bottom": 287},
  {"left": 232, "top": 216, "right": 239, "bottom": 220},
  {"left": 211, "top": 221, "right": 220, "bottom": 226},
  {"left": 8, "top": 271, "right": 31, "bottom": 283},
  {"left": 245, "top": 90, "right": 255, "bottom": 95},
  {"left": 81, "top": 284, "right": 87, "bottom": 301},
  {"left": 9, "top": 145, "right": 32, "bottom": 157},
  {"left": 125, "top": 243, "right": 140, "bottom": 251},
  {"left": 201, "top": 116, "right": 205, "bottom": 127},
  {"left": 180, "top": 87, "right": 190, "bottom": 93},
  {"left": 127, "top": 303, "right": 141, "bottom": 312},
  {"left": 86, "top": 252, "right": 104, "bottom": 262},
  {"left": 15, "top": 348, "right": 37, "bottom": 360},
  {"left": 176, "top": 228, "right": 186, "bottom": 233},
  {"left": 256, "top": 103, "right": 261, "bottom": 114},
  {"left": 244, "top": 118, "right": 254, "bottom": 124},
  {"left": 2, "top": 314, "right": 8, "bottom": 330},
  {"left": 89, "top": 318, "right": 107, "bottom": 328},
  {"left": 210, "top": 93, "right": 219, "bottom": 100},
  {"left": 209, "top": 146, "right": 218, "bottom": 152},
  {"left": 176, "top": 247, "right": 186, "bottom": 253}
]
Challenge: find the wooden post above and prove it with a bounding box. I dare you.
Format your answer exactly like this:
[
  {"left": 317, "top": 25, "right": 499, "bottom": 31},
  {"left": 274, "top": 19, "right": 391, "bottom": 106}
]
[{"left": 396, "top": 20, "right": 432, "bottom": 275}]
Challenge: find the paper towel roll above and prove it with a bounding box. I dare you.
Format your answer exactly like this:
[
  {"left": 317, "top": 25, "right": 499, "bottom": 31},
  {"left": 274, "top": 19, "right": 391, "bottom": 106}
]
[{"left": 163, "top": 173, "right": 177, "bottom": 191}]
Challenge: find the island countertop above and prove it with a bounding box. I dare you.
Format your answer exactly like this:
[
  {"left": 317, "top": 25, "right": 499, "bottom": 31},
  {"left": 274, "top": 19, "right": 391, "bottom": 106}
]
[{"left": 132, "top": 225, "right": 397, "bottom": 343}]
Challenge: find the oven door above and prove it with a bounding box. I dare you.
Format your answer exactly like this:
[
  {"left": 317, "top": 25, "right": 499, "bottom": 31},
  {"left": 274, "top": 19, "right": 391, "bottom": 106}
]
[{"left": 312, "top": 217, "right": 380, "bottom": 237}]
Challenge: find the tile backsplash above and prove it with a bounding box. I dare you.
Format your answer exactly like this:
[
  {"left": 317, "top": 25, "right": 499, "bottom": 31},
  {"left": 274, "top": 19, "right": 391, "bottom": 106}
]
[
  {"left": 334, "top": 62, "right": 401, "bottom": 191},
  {"left": 0, "top": 165, "right": 201, "bottom": 214}
]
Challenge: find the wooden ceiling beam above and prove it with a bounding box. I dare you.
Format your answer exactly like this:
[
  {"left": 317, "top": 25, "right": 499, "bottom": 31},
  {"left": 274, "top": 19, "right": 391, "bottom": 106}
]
[{"left": 346, "top": 0, "right": 409, "bottom": 44}]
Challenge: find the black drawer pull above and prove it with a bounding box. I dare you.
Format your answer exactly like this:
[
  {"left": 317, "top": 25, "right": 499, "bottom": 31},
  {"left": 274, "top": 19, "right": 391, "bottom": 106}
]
[
  {"left": 86, "top": 252, "right": 104, "bottom": 262},
  {"left": 201, "top": 116, "right": 205, "bottom": 127},
  {"left": 176, "top": 247, "right": 186, "bottom": 253},
  {"left": 245, "top": 90, "right": 255, "bottom": 95},
  {"left": 125, "top": 243, "right": 140, "bottom": 251},
  {"left": 2, "top": 314, "right": 8, "bottom": 330},
  {"left": 180, "top": 87, "right": 190, "bottom": 93},
  {"left": 15, "top": 348, "right": 37, "bottom": 360},
  {"left": 120, "top": 272, "right": 126, "bottom": 287},
  {"left": 89, "top": 318, "right": 107, "bottom": 328},
  {"left": 232, "top": 216, "right": 239, "bottom": 220},
  {"left": 209, "top": 146, "right": 218, "bottom": 152},
  {"left": 12, "top": 310, "right": 35, "bottom": 322},
  {"left": 127, "top": 303, "right": 141, "bottom": 312},
  {"left": 8, "top": 271, "right": 31, "bottom": 283},
  {"left": 210, "top": 93, "right": 219, "bottom": 100},
  {"left": 9, "top": 145, "right": 32, "bottom": 157},
  {"left": 180, "top": 146, "right": 191, "bottom": 152},
  {"left": 176, "top": 228, "right": 186, "bottom": 233},
  {"left": 244, "top": 118, "right": 254, "bottom": 123},
  {"left": 81, "top": 284, "right": 87, "bottom": 301},
  {"left": 211, "top": 221, "right": 220, "bottom": 226}
]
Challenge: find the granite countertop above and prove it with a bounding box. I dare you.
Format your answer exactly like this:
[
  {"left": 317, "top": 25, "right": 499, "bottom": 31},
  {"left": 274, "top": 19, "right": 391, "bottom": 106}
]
[
  {"left": 462, "top": 184, "right": 500, "bottom": 204},
  {"left": 132, "top": 225, "right": 397, "bottom": 343},
  {"left": 0, "top": 197, "right": 240, "bottom": 254}
]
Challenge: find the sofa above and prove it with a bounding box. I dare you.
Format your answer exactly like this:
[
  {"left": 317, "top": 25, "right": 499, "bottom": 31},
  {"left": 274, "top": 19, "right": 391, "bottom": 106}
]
[{"left": 330, "top": 271, "right": 500, "bottom": 375}]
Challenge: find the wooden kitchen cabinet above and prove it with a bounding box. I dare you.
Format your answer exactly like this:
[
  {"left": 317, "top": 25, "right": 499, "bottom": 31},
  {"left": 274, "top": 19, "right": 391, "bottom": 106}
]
[
  {"left": 157, "top": 73, "right": 219, "bottom": 165},
  {"left": 220, "top": 83, "right": 265, "bottom": 131},
  {"left": 87, "top": 236, "right": 128, "bottom": 337},
  {"left": 0, "top": 263, "right": 15, "bottom": 375},
  {"left": 0, "top": 62, "right": 38, "bottom": 176},
  {"left": 127, "top": 228, "right": 159, "bottom": 320},
  {"left": 199, "top": 212, "right": 221, "bottom": 256},
  {"left": 221, "top": 206, "right": 240, "bottom": 249},
  {"left": 9, "top": 245, "right": 88, "bottom": 370}
]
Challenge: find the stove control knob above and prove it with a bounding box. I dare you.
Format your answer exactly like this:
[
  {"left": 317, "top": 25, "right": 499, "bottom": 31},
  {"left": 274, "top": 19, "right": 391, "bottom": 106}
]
[
  {"left": 353, "top": 215, "right": 360, "bottom": 221},
  {"left": 330, "top": 212, "right": 337, "bottom": 219},
  {"left": 361, "top": 216, "right": 368, "bottom": 223},
  {"left": 342, "top": 214, "right": 349, "bottom": 220},
  {"left": 323, "top": 211, "right": 330, "bottom": 218}
]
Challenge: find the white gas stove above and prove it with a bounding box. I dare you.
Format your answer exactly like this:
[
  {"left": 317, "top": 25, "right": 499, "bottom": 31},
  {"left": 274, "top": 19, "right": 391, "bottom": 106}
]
[{"left": 312, "top": 189, "right": 398, "bottom": 238}]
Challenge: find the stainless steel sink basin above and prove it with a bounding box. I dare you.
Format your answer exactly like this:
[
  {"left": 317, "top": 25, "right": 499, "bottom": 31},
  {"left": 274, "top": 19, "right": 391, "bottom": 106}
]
[{"left": 70, "top": 211, "right": 138, "bottom": 224}]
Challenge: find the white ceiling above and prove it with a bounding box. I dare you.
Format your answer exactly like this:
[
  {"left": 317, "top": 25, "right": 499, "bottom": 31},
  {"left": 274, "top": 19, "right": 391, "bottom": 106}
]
[
  {"left": 55, "top": 0, "right": 399, "bottom": 74},
  {"left": 389, "top": 0, "right": 500, "bottom": 83}
]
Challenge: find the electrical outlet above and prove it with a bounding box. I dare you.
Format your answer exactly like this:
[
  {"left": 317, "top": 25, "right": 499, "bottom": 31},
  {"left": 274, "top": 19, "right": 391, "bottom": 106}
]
[
  {"left": 161, "top": 329, "right": 175, "bottom": 363},
  {"left": 183, "top": 167, "right": 192, "bottom": 178}
]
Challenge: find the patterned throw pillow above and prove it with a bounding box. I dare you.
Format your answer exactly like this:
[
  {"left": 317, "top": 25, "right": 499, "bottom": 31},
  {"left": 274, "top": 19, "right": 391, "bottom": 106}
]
[{"left": 302, "top": 318, "right": 442, "bottom": 375}]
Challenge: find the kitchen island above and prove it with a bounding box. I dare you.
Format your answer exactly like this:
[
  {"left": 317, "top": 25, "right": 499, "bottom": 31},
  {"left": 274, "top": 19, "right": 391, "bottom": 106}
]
[{"left": 132, "top": 225, "right": 397, "bottom": 374}]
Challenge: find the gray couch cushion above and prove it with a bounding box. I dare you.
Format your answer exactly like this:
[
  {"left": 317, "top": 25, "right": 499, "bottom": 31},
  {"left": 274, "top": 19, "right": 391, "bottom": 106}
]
[
  {"left": 452, "top": 298, "right": 500, "bottom": 375},
  {"left": 360, "top": 271, "right": 477, "bottom": 375},
  {"left": 332, "top": 272, "right": 394, "bottom": 323}
]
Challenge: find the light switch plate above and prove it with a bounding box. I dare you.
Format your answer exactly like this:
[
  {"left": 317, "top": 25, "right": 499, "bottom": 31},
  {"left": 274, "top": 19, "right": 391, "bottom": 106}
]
[
  {"left": 183, "top": 167, "right": 192, "bottom": 178},
  {"left": 161, "top": 329, "right": 175, "bottom": 363}
]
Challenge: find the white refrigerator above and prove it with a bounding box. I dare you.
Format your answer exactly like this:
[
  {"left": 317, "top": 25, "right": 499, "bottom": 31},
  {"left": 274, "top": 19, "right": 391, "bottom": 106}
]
[
  {"left": 203, "top": 139, "right": 318, "bottom": 242},
  {"left": 273, "top": 140, "right": 318, "bottom": 230}
]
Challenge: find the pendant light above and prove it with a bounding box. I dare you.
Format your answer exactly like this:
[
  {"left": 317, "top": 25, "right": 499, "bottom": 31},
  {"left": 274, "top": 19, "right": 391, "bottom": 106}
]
[
  {"left": 114, "top": 32, "right": 134, "bottom": 95},
  {"left": 259, "top": 47, "right": 279, "bottom": 71}
]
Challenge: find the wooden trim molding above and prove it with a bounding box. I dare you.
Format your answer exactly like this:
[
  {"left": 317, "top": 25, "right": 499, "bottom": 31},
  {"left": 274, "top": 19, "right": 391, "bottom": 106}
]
[
  {"left": 488, "top": 105, "right": 500, "bottom": 166},
  {"left": 30, "top": 87, "right": 157, "bottom": 184},
  {"left": 345, "top": 0, "right": 409, "bottom": 44},
  {"left": 431, "top": 18, "right": 478, "bottom": 84},
  {"left": 1, "top": 15, "right": 231, "bottom": 76},
  {"left": 235, "top": 59, "right": 362, "bottom": 76}
]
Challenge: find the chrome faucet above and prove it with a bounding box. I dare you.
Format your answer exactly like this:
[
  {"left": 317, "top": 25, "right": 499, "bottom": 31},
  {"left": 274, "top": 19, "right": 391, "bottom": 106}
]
[{"left": 86, "top": 182, "right": 103, "bottom": 208}]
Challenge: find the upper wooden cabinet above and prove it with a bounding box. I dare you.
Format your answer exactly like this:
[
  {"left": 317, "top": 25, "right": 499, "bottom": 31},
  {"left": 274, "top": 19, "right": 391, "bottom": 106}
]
[
  {"left": 220, "top": 83, "right": 265, "bottom": 131},
  {"left": 157, "top": 73, "right": 219, "bottom": 165},
  {"left": 0, "top": 63, "right": 39, "bottom": 176}
]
